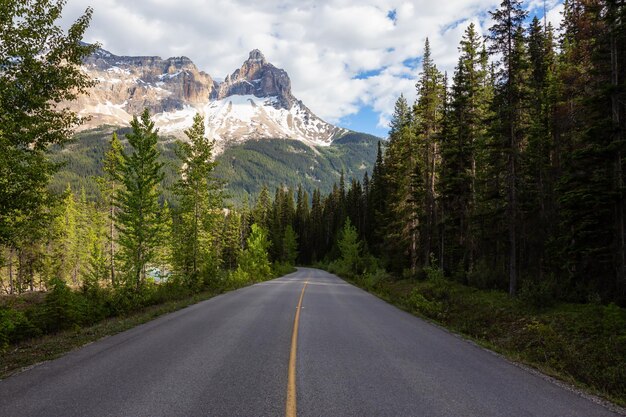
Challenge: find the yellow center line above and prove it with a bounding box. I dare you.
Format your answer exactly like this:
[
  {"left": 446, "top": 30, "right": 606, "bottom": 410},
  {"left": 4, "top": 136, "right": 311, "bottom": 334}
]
[{"left": 286, "top": 280, "right": 308, "bottom": 417}]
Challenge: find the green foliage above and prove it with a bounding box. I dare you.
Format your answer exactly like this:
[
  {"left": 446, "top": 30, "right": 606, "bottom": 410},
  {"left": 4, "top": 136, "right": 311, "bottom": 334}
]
[
  {"left": 114, "top": 110, "right": 165, "bottom": 289},
  {"left": 332, "top": 218, "right": 363, "bottom": 277},
  {"left": 0, "top": 308, "right": 39, "bottom": 351},
  {"left": 40, "top": 277, "right": 82, "bottom": 333},
  {"left": 282, "top": 225, "right": 299, "bottom": 265},
  {"left": 235, "top": 224, "right": 272, "bottom": 282},
  {"left": 0, "top": 0, "right": 96, "bottom": 247},
  {"left": 171, "top": 114, "right": 223, "bottom": 287}
]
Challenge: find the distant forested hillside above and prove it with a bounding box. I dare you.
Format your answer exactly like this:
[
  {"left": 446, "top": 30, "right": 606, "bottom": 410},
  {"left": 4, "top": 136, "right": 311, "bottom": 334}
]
[{"left": 50, "top": 127, "right": 380, "bottom": 203}]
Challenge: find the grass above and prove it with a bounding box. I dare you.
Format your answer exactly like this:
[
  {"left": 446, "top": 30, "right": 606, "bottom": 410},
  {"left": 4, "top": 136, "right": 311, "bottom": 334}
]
[{"left": 345, "top": 272, "right": 626, "bottom": 408}]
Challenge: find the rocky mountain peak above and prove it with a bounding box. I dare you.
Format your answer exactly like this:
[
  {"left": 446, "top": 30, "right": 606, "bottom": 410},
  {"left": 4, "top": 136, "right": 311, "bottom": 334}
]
[
  {"left": 247, "top": 49, "right": 266, "bottom": 63},
  {"left": 69, "top": 47, "right": 348, "bottom": 149},
  {"left": 217, "top": 49, "right": 293, "bottom": 108}
]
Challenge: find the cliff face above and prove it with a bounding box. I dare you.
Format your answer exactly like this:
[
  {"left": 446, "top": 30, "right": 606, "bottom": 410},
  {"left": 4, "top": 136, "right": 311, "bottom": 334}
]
[
  {"left": 70, "top": 47, "right": 347, "bottom": 149},
  {"left": 217, "top": 49, "right": 294, "bottom": 108}
]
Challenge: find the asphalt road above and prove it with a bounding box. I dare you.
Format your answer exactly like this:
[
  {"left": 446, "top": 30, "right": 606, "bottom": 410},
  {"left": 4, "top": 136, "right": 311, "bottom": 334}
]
[{"left": 0, "top": 268, "right": 622, "bottom": 417}]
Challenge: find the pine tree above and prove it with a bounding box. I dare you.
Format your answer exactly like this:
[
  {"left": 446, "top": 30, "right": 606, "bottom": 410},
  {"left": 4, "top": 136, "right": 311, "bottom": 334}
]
[
  {"left": 282, "top": 225, "right": 299, "bottom": 266},
  {"left": 172, "top": 113, "right": 221, "bottom": 286},
  {"left": 488, "top": 0, "right": 528, "bottom": 296},
  {"left": 414, "top": 38, "right": 446, "bottom": 269},
  {"left": 382, "top": 95, "right": 415, "bottom": 272},
  {"left": 115, "top": 109, "right": 164, "bottom": 289},
  {"left": 236, "top": 223, "right": 272, "bottom": 281},
  {"left": 100, "top": 132, "right": 124, "bottom": 286},
  {"left": 440, "top": 23, "right": 490, "bottom": 279},
  {"left": 252, "top": 185, "right": 272, "bottom": 230}
]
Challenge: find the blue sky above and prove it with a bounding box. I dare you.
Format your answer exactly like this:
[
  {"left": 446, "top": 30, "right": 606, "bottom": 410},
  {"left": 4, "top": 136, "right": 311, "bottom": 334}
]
[{"left": 62, "top": 0, "right": 564, "bottom": 138}]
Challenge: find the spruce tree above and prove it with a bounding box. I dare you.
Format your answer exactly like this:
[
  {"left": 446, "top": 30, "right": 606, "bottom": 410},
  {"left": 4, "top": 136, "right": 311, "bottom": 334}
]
[
  {"left": 115, "top": 109, "right": 164, "bottom": 289},
  {"left": 172, "top": 113, "right": 221, "bottom": 285},
  {"left": 414, "top": 38, "right": 446, "bottom": 269},
  {"left": 488, "top": 0, "right": 528, "bottom": 296},
  {"left": 440, "top": 23, "right": 490, "bottom": 280},
  {"left": 101, "top": 132, "right": 124, "bottom": 286}
]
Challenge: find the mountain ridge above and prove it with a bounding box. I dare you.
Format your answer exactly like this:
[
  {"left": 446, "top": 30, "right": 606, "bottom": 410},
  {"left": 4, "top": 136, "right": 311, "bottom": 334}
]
[{"left": 72, "top": 47, "right": 352, "bottom": 150}]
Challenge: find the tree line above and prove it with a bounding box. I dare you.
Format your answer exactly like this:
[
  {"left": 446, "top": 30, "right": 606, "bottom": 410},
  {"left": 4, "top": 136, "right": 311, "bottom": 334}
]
[
  {"left": 2, "top": 0, "right": 626, "bottom": 311},
  {"left": 281, "top": 0, "right": 626, "bottom": 306}
]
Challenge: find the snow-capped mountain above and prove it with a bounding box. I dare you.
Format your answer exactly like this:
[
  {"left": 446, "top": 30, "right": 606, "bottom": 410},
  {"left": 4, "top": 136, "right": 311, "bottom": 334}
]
[{"left": 71, "top": 48, "right": 348, "bottom": 150}]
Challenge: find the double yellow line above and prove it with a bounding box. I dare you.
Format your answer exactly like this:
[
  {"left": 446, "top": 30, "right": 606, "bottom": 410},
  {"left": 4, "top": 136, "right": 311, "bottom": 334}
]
[{"left": 286, "top": 280, "right": 308, "bottom": 417}]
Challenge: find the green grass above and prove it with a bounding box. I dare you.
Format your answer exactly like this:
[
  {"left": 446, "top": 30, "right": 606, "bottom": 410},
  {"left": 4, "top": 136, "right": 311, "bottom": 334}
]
[{"left": 346, "top": 274, "right": 626, "bottom": 407}]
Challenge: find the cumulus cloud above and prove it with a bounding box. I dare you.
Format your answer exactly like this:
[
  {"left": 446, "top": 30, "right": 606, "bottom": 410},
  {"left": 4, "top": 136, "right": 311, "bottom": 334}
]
[{"left": 60, "top": 0, "right": 561, "bottom": 133}]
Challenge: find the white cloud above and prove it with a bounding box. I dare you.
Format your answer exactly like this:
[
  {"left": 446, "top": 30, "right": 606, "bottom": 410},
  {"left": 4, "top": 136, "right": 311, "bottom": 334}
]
[{"left": 61, "top": 0, "right": 560, "bottom": 134}]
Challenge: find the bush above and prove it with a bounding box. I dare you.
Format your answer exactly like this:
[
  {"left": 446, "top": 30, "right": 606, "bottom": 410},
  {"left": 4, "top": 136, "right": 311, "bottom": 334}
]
[
  {"left": 361, "top": 268, "right": 389, "bottom": 290},
  {"left": 467, "top": 259, "right": 502, "bottom": 289},
  {"left": 519, "top": 276, "right": 557, "bottom": 309},
  {"left": 406, "top": 288, "right": 445, "bottom": 319},
  {"left": 0, "top": 308, "right": 40, "bottom": 350},
  {"left": 38, "top": 277, "right": 83, "bottom": 333}
]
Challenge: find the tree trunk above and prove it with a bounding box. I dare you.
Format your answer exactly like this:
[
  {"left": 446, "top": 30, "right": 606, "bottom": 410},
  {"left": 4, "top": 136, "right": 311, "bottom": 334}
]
[
  {"left": 611, "top": 24, "right": 626, "bottom": 291},
  {"left": 110, "top": 201, "right": 116, "bottom": 286},
  {"left": 8, "top": 247, "right": 14, "bottom": 294}
]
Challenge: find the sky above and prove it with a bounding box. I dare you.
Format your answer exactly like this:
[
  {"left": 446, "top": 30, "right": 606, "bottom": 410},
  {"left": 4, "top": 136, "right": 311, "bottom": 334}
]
[{"left": 60, "top": 0, "right": 564, "bottom": 138}]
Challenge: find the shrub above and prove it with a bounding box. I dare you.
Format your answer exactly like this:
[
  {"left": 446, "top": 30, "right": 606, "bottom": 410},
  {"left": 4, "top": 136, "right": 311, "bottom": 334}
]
[
  {"left": 518, "top": 274, "right": 557, "bottom": 309},
  {"left": 38, "top": 277, "right": 83, "bottom": 333},
  {"left": 0, "top": 308, "right": 40, "bottom": 350},
  {"left": 406, "top": 288, "right": 445, "bottom": 319}
]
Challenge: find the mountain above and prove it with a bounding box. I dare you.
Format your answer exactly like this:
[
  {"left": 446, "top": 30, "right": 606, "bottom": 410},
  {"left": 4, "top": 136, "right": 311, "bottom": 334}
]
[
  {"left": 72, "top": 47, "right": 348, "bottom": 150},
  {"left": 54, "top": 47, "right": 382, "bottom": 201}
]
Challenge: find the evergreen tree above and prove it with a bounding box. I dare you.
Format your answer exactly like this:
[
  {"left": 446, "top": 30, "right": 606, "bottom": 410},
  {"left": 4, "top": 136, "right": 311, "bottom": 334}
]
[
  {"left": 440, "top": 23, "right": 489, "bottom": 279},
  {"left": 172, "top": 114, "right": 221, "bottom": 285},
  {"left": 100, "top": 132, "right": 124, "bottom": 286},
  {"left": 115, "top": 109, "right": 164, "bottom": 289},
  {"left": 414, "top": 38, "right": 446, "bottom": 269},
  {"left": 282, "top": 225, "right": 299, "bottom": 265},
  {"left": 488, "top": 0, "right": 528, "bottom": 295},
  {"left": 383, "top": 94, "right": 416, "bottom": 272},
  {"left": 236, "top": 224, "right": 272, "bottom": 282}
]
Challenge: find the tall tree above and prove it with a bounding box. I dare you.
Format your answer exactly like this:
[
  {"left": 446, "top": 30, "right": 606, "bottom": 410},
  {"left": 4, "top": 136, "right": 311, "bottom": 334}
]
[
  {"left": 172, "top": 114, "right": 221, "bottom": 285},
  {"left": 440, "top": 23, "right": 489, "bottom": 279},
  {"left": 488, "top": 0, "right": 528, "bottom": 296},
  {"left": 100, "top": 133, "right": 124, "bottom": 286},
  {"left": 414, "top": 38, "right": 446, "bottom": 269},
  {"left": 115, "top": 109, "right": 164, "bottom": 289},
  {"left": 0, "top": 0, "right": 95, "bottom": 248}
]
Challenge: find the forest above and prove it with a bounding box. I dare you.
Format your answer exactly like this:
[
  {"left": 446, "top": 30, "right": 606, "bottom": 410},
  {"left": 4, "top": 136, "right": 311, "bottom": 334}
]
[
  {"left": 311, "top": 0, "right": 626, "bottom": 308},
  {"left": 1, "top": 0, "right": 626, "bottom": 399}
]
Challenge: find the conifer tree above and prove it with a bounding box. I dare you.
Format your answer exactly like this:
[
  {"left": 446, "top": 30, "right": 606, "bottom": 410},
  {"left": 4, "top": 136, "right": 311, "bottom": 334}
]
[
  {"left": 101, "top": 132, "right": 124, "bottom": 286},
  {"left": 488, "top": 0, "right": 528, "bottom": 295},
  {"left": 440, "top": 23, "right": 489, "bottom": 279},
  {"left": 172, "top": 113, "right": 221, "bottom": 285},
  {"left": 414, "top": 38, "right": 446, "bottom": 268},
  {"left": 115, "top": 109, "right": 164, "bottom": 289}
]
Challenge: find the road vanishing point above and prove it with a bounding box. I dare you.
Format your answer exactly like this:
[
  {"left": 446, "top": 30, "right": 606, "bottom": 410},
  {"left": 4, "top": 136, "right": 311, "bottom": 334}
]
[{"left": 0, "top": 268, "right": 623, "bottom": 417}]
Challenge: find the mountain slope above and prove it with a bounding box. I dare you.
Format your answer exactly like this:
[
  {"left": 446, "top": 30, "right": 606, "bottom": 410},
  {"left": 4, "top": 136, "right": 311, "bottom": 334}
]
[{"left": 51, "top": 127, "right": 380, "bottom": 203}]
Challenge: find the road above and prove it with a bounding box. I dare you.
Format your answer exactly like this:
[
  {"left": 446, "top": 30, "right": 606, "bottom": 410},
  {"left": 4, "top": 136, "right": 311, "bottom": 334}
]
[{"left": 0, "top": 268, "right": 622, "bottom": 417}]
